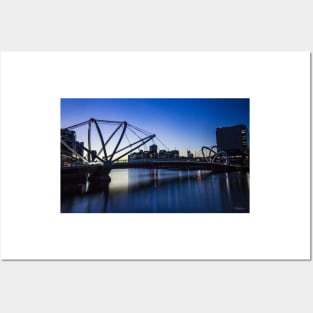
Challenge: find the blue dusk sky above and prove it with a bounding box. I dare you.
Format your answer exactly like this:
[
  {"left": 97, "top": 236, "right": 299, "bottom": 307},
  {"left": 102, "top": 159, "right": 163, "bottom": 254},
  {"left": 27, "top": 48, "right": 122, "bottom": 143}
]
[{"left": 61, "top": 98, "right": 249, "bottom": 157}]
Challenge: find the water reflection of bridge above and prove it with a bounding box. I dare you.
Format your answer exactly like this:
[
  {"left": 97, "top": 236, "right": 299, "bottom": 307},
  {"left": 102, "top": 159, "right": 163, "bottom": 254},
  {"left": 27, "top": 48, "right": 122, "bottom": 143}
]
[{"left": 61, "top": 170, "right": 250, "bottom": 213}]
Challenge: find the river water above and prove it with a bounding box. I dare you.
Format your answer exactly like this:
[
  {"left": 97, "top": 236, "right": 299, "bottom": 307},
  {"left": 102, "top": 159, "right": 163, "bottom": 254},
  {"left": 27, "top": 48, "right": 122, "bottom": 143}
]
[{"left": 61, "top": 169, "right": 249, "bottom": 213}]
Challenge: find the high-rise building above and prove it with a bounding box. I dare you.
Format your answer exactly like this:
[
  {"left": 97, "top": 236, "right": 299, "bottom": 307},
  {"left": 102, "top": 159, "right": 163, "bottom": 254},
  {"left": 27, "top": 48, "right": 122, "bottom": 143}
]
[
  {"left": 216, "top": 124, "right": 248, "bottom": 156},
  {"left": 61, "top": 129, "right": 85, "bottom": 165},
  {"left": 61, "top": 128, "right": 76, "bottom": 154},
  {"left": 149, "top": 144, "right": 158, "bottom": 159},
  {"left": 149, "top": 144, "right": 157, "bottom": 153}
]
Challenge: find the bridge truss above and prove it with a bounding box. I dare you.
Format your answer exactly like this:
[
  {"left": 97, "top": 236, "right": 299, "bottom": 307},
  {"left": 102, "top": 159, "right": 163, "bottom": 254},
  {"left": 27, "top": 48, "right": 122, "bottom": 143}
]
[
  {"left": 201, "top": 146, "right": 229, "bottom": 165},
  {"left": 61, "top": 118, "right": 156, "bottom": 166}
]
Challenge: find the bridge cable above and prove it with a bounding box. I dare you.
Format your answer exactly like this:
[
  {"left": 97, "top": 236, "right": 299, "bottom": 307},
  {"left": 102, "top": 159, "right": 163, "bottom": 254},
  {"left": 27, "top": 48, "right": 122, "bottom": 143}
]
[
  {"left": 155, "top": 136, "right": 169, "bottom": 151},
  {"left": 124, "top": 131, "right": 132, "bottom": 147},
  {"left": 127, "top": 125, "right": 143, "bottom": 141},
  {"left": 128, "top": 123, "right": 153, "bottom": 136},
  {"left": 65, "top": 120, "right": 89, "bottom": 130},
  {"left": 127, "top": 126, "right": 148, "bottom": 152},
  {"left": 128, "top": 124, "right": 159, "bottom": 152}
]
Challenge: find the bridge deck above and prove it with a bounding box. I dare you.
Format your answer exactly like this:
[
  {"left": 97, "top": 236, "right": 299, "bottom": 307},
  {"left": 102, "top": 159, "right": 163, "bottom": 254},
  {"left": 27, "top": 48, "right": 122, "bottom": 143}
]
[{"left": 62, "top": 161, "right": 248, "bottom": 173}]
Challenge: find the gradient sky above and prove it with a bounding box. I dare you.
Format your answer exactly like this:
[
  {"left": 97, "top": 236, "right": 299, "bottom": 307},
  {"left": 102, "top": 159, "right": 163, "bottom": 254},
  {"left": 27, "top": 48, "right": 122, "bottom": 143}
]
[{"left": 61, "top": 98, "right": 249, "bottom": 157}]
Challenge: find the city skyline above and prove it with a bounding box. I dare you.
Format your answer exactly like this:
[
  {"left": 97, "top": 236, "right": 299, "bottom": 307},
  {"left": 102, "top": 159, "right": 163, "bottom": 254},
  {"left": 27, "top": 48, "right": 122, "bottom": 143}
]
[{"left": 61, "top": 98, "right": 249, "bottom": 157}]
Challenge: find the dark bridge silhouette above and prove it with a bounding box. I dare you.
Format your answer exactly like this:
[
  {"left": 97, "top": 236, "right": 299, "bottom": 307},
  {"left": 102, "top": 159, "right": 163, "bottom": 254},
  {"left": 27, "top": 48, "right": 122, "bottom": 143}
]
[
  {"left": 61, "top": 118, "right": 247, "bottom": 191},
  {"left": 61, "top": 118, "right": 156, "bottom": 164}
]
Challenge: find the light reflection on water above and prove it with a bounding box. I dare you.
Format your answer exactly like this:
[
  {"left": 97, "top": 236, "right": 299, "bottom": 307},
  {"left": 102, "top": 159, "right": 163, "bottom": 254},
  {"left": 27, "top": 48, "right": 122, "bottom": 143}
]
[{"left": 61, "top": 169, "right": 249, "bottom": 213}]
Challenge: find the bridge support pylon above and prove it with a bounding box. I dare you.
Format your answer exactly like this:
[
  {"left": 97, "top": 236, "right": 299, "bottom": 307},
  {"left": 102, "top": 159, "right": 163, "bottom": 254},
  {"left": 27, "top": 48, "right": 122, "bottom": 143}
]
[{"left": 88, "top": 163, "right": 112, "bottom": 185}]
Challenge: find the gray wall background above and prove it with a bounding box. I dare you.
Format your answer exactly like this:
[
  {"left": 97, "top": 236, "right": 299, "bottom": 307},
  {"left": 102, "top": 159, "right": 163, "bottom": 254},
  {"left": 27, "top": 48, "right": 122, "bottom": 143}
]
[{"left": 0, "top": 1, "right": 312, "bottom": 312}]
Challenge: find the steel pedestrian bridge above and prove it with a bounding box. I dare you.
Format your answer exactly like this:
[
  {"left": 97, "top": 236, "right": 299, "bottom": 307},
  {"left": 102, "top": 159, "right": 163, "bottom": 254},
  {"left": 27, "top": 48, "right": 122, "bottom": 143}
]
[{"left": 61, "top": 118, "right": 247, "bottom": 187}]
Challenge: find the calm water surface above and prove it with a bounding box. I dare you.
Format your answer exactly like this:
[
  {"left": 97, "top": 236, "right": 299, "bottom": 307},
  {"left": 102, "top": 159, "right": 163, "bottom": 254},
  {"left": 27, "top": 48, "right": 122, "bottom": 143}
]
[{"left": 61, "top": 169, "right": 249, "bottom": 213}]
